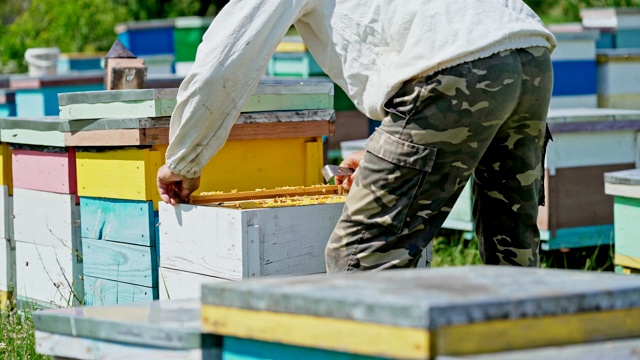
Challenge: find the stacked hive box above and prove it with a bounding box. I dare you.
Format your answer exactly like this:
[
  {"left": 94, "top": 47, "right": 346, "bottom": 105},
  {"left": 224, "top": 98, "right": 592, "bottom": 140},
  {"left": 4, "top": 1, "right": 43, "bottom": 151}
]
[
  {"left": 548, "top": 24, "right": 599, "bottom": 109},
  {"left": 56, "top": 53, "right": 105, "bottom": 74},
  {"left": 437, "top": 108, "right": 640, "bottom": 250},
  {"left": 605, "top": 169, "right": 640, "bottom": 274},
  {"left": 34, "top": 299, "right": 218, "bottom": 359},
  {"left": 581, "top": 7, "right": 640, "bottom": 49},
  {"left": 0, "top": 117, "right": 83, "bottom": 308},
  {"left": 173, "top": 16, "right": 214, "bottom": 76},
  {"left": 9, "top": 71, "right": 104, "bottom": 117},
  {"left": 115, "top": 19, "right": 175, "bottom": 74},
  {"left": 597, "top": 49, "right": 640, "bottom": 110},
  {"left": 58, "top": 80, "right": 335, "bottom": 305},
  {"left": 200, "top": 266, "right": 640, "bottom": 359},
  {"left": 0, "top": 141, "right": 12, "bottom": 308}
]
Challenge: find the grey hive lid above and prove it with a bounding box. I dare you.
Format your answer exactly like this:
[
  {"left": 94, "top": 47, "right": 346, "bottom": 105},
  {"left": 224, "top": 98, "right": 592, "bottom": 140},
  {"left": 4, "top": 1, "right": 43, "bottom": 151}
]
[
  {"left": 106, "top": 39, "right": 137, "bottom": 59},
  {"left": 605, "top": 168, "right": 640, "bottom": 186}
]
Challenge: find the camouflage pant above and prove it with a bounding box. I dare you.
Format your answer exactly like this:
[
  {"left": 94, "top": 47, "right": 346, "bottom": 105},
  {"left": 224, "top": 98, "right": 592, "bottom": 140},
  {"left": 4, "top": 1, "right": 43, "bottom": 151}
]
[{"left": 326, "top": 47, "right": 553, "bottom": 272}]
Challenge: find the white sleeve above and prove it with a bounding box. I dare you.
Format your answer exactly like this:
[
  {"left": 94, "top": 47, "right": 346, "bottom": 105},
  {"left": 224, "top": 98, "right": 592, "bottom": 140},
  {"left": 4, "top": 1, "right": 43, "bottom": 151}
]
[{"left": 166, "top": 0, "right": 309, "bottom": 178}]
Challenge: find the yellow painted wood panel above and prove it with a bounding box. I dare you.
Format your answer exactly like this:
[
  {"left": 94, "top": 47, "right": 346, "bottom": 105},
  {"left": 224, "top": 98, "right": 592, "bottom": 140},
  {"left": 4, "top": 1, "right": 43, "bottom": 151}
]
[
  {"left": 197, "top": 137, "right": 324, "bottom": 194},
  {"left": 615, "top": 254, "right": 640, "bottom": 270},
  {"left": 435, "top": 307, "right": 640, "bottom": 356},
  {"left": 202, "top": 305, "right": 640, "bottom": 359},
  {"left": 76, "top": 138, "right": 323, "bottom": 206},
  {"left": 76, "top": 147, "right": 165, "bottom": 206},
  {"left": 201, "top": 305, "right": 430, "bottom": 360},
  {"left": 0, "top": 144, "right": 12, "bottom": 194}
]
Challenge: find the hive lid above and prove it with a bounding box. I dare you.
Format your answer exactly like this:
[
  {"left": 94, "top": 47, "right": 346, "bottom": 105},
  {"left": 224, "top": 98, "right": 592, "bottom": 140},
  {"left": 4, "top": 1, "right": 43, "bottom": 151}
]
[{"left": 34, "top": 299, "right": 207, "bottom": 349}]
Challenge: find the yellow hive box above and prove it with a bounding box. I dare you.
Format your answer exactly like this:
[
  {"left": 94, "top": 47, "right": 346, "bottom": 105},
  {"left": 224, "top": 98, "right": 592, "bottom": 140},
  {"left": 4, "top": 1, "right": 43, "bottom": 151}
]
[
  {"left": 76, "top": 138, "right": 324, "bottom": 208},
  {"left": 0, "top": 143, "right": 12, "bottom": 194}
]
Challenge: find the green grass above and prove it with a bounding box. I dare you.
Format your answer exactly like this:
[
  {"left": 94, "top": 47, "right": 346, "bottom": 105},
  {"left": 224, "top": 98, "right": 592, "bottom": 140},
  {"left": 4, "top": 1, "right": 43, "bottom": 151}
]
[
  {"left": 0, "top": 299, "right": 49, "bottom": 360},
  {"left": 431, "top": 228, "right": 615, "bottom": 271}
]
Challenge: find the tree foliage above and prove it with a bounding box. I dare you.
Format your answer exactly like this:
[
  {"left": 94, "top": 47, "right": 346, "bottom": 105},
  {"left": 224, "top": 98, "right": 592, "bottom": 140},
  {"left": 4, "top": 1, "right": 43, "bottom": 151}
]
[{"left": 0, "top": 0, "right": 638, "bottom": 73}]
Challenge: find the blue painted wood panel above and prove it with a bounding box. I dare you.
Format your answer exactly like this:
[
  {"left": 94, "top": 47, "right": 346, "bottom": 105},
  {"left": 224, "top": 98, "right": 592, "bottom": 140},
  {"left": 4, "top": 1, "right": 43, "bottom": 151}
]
[
  {"left": 84, "top": 275, "right": 157, "bottom": 306},
  {"left": 82, "top": 238, "right": 158, "bottom": 288},
  {"left": 541, "top": 224, "right": 614, "bottom": 251},
  {"left": 117, "top": 28, "right": 175, "bottom": 56},
  {"left": 15, "top": 84, "right": 104, "bottom": 117},
  {"left": 80, "top": 197, "right": 156, "bottom": 246},
  {"left": 551, "top": 60, "right": 597, "bottom": 96},
  {"left": 223, "top": 337, "right": 384, "bottom": 360}
]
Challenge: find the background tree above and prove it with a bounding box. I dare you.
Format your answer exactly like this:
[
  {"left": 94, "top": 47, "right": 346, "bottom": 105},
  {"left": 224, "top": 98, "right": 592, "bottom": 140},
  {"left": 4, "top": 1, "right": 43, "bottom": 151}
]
[{"left": 0, "top": 0, "right": 639, "bottom": 74}]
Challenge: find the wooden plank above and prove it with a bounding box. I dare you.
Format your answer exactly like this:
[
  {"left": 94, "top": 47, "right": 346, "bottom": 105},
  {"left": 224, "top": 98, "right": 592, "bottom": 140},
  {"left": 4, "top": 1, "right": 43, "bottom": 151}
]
[
  {"left": 64, "top": 129, "right": 146, "bottom": 147},
  {"left": 615, "top": 254, "right": 640, "bottom": 271},
  {"left": 0, "top": 186, "right": 13, "bottom": 241},
  {"left": 546, "top": 131, "right": 637, "bottom": 170},
  {"left": 62, "top": 120, "right": 334, "bottom": 147},
  {"left": 36, "top": 331, "right": 212, "bottom": 360},
  {"left": 159, "top": 201, "right": 341, "bottom": 281},
  {"left": 197, "top": 137, "right": 324, "bottom": 194},
  {"left": 9, "top": 71, "right": 104, "bottom": 90},
  {"left": 12, "top": 149, "right": 77, "bottom": 194},
  {"left": 0, "top": 128, "right": 66, "bottom": 147},
  {"left": 15, "top": 241, "right": 82, "bottom": 307},
  {"left": 549, "top": 95, "right": 597, "bottom": 109},
  {"left": 58, "top": 83, "right": 334, "bottom": 120},
  {"left": 550, "top": 164, "right": 633, "bottom": 230},
  {"left": 84, "top": 276, "right": 157, "bottom": 306},
  {"left": 597, "top": 60, "right": 640, "bottom": 95},
  {"left": 13, "top": 189, "right": 79, "bottom": 249},
  {"left": 191, "top": 185, "right": 340, "bottom": 204},
  {"left": 0, "top": 143, "right": 12, "bottom": 192},
  {"left": 606, "top": 183, "right": 640, "bottom": 199},
  {"left": 82, "top": 238, "right": 157, "bottom": 288},
  {"left": 159, "top": 267, "right": 227, "bottom": 301},
  {"left": 80, "top": 198, "right": 156, "bottom": 246},
  {"left": 598, "top": 93, "right": 640, "bottom": 110},
  {"left": 76, "top": 147, "right": 164, "bottom": 205},
  {"left": 0, "top": 238, "right": 16, "bottom": 293},
  {"left": 540, "top": 224, "right": 614, "bottom": 251}
]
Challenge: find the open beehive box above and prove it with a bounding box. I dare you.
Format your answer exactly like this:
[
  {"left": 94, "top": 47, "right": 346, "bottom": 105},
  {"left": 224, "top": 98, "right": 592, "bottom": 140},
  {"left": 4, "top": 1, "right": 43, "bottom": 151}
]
[{"left": 158, "top": 185, "right": 347, "bottom": 300}]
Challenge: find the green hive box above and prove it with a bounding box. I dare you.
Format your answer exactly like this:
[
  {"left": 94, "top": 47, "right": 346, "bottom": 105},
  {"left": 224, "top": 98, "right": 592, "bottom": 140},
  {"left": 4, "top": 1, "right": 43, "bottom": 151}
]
[{"left": 174, "top": 16, "right": 214, "bottom": 62}]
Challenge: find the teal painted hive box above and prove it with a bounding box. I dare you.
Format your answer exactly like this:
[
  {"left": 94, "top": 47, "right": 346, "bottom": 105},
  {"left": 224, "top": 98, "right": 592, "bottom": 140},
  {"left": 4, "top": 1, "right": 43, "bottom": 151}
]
[
  {"left": 201, "top": 266, "right": 640, "bottom": 359},
  {"left": 0, "top": 90, "right": 16, "bottom": 117},
  {"left": 57, "top": 53, "right": 105, "bottom": 74},
  {"left": 605, "top": 168, "right": 640, "bottom": 272},
  {"left": 34, "top": 299, "right": 220, "bottom": 359},
  {"left": 9, "top": 71, "right": 104, "bottom": 117}
]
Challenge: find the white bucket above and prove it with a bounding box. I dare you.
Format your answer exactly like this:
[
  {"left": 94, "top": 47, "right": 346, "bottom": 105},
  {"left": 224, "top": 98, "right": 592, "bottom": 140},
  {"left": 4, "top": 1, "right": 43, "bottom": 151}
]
[{"left": 24, "top": 47, "right": 60, "bottom": 77}]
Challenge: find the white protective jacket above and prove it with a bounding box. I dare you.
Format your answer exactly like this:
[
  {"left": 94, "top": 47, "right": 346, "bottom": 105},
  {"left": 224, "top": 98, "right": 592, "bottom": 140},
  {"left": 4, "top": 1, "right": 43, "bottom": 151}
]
[{"left": 166, "top": 0, "right": 557, "bottom": 178}]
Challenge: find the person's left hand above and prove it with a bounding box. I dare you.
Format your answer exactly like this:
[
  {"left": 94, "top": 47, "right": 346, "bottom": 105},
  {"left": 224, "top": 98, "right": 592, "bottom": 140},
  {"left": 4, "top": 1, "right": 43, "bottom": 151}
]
[{"left": 157, "top": 164, "right": 201, "bottom": 206}]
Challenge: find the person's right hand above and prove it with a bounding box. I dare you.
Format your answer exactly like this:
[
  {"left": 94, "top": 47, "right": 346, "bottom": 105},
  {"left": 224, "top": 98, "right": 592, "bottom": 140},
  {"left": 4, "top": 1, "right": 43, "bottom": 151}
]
[
  {"left": 336, "top": 150, "right": 365, "bottom": 191},
  {"left": 157, "top": 164, "right": 201, "bottom": 206}
]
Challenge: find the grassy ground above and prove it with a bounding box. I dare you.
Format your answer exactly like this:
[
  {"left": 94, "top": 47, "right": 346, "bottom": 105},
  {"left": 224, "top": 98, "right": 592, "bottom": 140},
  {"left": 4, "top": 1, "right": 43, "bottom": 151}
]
[
  {"left": 0, "top": 299, "right": 46, "bottom": 360},
  {"left": 432, "top": 228, "right": 615, "bottom": 271}
]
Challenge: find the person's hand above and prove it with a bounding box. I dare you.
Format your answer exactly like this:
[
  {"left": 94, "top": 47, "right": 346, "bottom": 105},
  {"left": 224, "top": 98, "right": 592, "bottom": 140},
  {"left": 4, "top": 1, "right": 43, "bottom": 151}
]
[
  {"left": 157, "top": 164, "right": 201, "bottom": 206},
  {"left": 336, "top": 150, "right": 365, "bottom": 191}
]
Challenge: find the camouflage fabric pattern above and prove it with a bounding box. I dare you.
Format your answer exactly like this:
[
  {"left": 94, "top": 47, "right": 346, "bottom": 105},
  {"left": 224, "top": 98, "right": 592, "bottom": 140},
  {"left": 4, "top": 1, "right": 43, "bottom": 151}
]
[{"left": 325, "top": 47, "right": 553, "bottom": 272}]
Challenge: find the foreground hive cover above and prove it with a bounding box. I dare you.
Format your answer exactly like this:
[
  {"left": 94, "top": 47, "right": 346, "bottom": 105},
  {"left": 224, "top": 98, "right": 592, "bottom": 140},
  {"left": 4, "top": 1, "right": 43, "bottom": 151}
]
[{"left": 201, "top": 266, "right": 640, "bottom": 359}]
